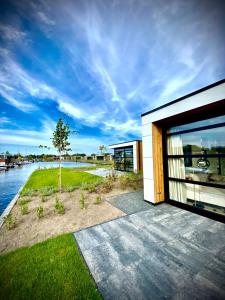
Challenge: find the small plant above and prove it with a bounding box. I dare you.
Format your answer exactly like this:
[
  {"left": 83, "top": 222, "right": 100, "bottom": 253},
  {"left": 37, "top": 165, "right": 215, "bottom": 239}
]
[
  {"left": 20, "top": 188, "right": 35, "bottom": 197},
  {"left": 63, "top": 185, "right": 76, "bottom": 200},
  {"left": 4, "top": 213, "right": 16, "bottom": 230},
  {"left": 20, "top": 203, "right": 29, "bottom": 215},
  {"left": 81, "top": 182, "right": 90, "bottom": 191},
  {"left": 64, "top": 185, "right": 76, "bottom": 193},
  {"left": 36, "top": 206, "right": 44, "bottom": 219},
  {"left": 79, "top": 192, "right": 85, "bottom": 209},
  {"left": 39, "top": 186, "right": 56, "bottom": 196},
  {"left": 94, "top": 195, "right": 102, "bottom": 205},
  {"left": 18, "top": 198, "right": 31, "bottom": 206},
  {"left": 41, "top": 195, "right": 46, "bottom": 202},
  {"left": 54, "top": 197, "right": 65, "bottom": 214}
]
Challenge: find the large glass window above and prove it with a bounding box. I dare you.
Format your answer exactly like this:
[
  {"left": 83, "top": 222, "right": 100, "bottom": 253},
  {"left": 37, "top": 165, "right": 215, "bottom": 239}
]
[
  {"left": 114, "top": 146, "right": 133, "bottom": 171},
  {"left": 166, "top": 115, "right": 225, "bottom": 216}
]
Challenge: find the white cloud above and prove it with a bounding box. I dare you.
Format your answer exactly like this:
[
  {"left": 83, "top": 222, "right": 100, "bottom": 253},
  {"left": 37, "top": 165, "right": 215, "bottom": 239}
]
[
  {"left": 0, "top": 23, "right": 27, "bottom": 42},
  {"left": 0, "top": 116, "right": 10, "bottom": 124},
  {"left": 37, "top": 11, "right": 55, "bottom": 26},
  {"left": 103, "top": 118, "right": 141, "bottom": 136}
]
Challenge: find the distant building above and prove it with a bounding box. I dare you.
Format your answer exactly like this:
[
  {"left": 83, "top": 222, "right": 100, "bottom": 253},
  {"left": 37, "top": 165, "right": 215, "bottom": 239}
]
[
  {"left": 0, "top": 159, "right": 6, "bottom": 167},
  {"left": 109, "top": 140, "right": 142, "bottom": 173}
]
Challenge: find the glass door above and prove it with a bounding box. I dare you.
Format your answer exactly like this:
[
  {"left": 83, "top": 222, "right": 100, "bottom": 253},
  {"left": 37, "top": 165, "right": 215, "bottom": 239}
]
[{"left": 166, "top": 115, "right": 225, "bottom": 216}]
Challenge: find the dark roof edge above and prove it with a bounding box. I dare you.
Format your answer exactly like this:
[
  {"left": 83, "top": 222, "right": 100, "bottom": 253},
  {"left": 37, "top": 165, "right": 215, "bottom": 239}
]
[
  {"left": 109, "top": 139, "right": 142, "bottom": 147},
  {"left": 141, "top": 78, "right": 225, "bottom": 117}
]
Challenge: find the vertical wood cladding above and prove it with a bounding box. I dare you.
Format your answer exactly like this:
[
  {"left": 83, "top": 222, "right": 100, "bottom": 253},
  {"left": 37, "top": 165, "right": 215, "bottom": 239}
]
[{"left": 152, "top": 123, "right": 165, "bottom": 203}]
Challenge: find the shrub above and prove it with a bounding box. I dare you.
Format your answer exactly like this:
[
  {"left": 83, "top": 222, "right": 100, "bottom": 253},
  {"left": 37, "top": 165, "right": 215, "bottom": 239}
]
[
  {"left": 119, "top": 172, "right": 143, "bottom": 190},
  {"left": 4, "top": 213, "right": 16, "bottom": 230},
  {"left": 54, "top": 197, "right": 65, "bottom": 214},
  {"left": 20, "top": 203, "right": 29, "bottom": 215},
  {"left": 79, "top": 192, "right": 85, "bottom": 209},
  {"left": 94, "top": 195, "right": 102, "bottom": 205},
  {"left": 36, "top": 206, "right": 44, "bottom": 219},
  {"left": 107, "top": 171, "right": 118, "bottom": 182},
  {"left": 99, "top": 177, "right": 113, "bottom": 193},
  {"left": 119, "top": 175, "right": 129, "bottom": 190}
]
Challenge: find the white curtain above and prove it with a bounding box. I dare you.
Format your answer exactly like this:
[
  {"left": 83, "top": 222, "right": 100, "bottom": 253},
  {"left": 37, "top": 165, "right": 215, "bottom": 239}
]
[{"left": 167, "top": 135, "right": 187, "bottom": 203}]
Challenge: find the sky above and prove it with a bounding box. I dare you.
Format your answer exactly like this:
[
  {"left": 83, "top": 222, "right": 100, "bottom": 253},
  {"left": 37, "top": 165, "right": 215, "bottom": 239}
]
[{"left": 0, "top": 0, "right": 225, "bottom": 155}]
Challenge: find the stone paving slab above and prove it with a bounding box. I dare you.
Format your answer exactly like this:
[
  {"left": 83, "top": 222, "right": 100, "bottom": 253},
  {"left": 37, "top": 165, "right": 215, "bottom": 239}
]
[
  {"left": 107, "top": 191, "right": 151, "bottom": 214},
  {"left": 74, "top": 204, "right": 225, "bottom": 300}
]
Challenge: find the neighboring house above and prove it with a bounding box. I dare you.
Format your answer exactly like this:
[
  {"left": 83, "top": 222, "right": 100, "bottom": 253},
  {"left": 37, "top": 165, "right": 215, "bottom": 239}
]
[
  {"left": 95, "top": 155, "right": 105, "bottom": 161},
  {"left": 109, "top": 140, "right": 142, "bottom": 173},
  {"left": 72, "top": 155, "right": 82, "bottom": 161},
  {"left": 105, "top": 154, "right": 113, "bottom": 161},
  {"left": 84, "top": 155, "right": 93, "bottom": 160},
  {"left": 0, "top": 159, "right": 6, "bottom": 166},
  {"left": 141, "top": 78, "right": 225, "bottom": 220}
]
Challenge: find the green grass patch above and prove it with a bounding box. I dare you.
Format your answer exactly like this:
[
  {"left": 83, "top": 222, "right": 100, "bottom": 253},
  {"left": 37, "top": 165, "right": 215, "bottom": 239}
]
[
  {"left": 21, "top": 168, "right": 102, "bottom": 194},
  {"left": 0, "top": 234, "right": 101, "bottom": 300}
]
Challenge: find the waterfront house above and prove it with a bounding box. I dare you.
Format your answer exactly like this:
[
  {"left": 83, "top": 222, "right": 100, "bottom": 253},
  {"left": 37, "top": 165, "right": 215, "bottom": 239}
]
[
  {"left": 141, "top": 79, "right": 225, "bottom": 220},
  {"left": 109, "top": 140, "right": 143, "bottom": 173}
]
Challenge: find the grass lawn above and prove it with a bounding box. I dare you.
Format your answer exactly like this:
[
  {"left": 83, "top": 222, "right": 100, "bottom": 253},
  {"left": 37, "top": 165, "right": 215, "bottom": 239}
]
[
  {"left": 0, "top": 233, "right": 101, "bottom": 300},
  {"left": 22, "top": 168, "right": 102, "bottom": 192}
]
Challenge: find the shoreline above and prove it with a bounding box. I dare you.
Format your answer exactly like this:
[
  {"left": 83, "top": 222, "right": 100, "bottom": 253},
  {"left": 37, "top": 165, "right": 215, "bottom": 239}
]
[{"left": 0, "top": 173, "right": 32, "bottom": 228}]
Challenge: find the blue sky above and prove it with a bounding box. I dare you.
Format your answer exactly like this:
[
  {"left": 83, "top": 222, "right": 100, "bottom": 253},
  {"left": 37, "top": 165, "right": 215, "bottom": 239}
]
[{"left": 0, "top": 0, "right": 225, "bottom": 155}]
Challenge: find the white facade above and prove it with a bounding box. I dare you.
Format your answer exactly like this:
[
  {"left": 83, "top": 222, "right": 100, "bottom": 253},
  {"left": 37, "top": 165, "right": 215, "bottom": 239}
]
[{"left": 141, "top": 80, "right": 225, "bottom": 204}]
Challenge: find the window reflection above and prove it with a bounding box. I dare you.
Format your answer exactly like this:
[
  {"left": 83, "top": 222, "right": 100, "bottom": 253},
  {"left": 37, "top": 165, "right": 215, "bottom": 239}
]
[
  {"left": 114, "top": 147, "right": 133, "bottom": 171},
  {"left": 169, "top": 181, "right": 225, "bottom": 216},
  {"left": 167, "top": 115, "right": 225, "bottom": 216},
  {"left": 167, "top": 115, "right": 225, "bottom": 134},
  {"left": 167, "top": 127, "right": 225, "bottom": 155}
]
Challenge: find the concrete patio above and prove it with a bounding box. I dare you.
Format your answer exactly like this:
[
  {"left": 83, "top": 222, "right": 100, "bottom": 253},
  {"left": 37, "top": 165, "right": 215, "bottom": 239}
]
[{"left": 74, "top": 203, "right": 225, "bottom": 300}]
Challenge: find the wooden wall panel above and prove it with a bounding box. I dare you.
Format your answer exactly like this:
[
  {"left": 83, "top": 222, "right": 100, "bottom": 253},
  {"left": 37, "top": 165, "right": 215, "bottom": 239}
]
[
  {"left": 135, "top": 141, "right": 143, "bottom": 172},
  {"left": 152, "top": 123, "right": 165, "bottom": 203},
  {"left": 139, "top": 141, "right": 143, "bottom": 172}
]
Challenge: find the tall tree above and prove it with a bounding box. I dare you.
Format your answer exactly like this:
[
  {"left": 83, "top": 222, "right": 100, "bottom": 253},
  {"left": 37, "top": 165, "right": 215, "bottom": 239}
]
[{"left": 52, "top": 118, "right": 71, "bottom": 192}]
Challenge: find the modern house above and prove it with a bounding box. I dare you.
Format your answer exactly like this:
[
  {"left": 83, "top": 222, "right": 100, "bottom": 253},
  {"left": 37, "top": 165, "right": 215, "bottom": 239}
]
[
  {"left": 141, "top": 79, "right": 225, "bottom": 220},
  {"left": 109, "top": 140, "right": 142, "bottom": 172},
  {"left": 83, "top": 155, "right": 93, "bottom": 161}
]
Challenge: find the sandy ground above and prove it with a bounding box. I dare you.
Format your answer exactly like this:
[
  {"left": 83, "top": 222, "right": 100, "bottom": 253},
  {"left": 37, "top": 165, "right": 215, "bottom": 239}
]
[{"left": 0, "top": 187, "right": 132, "bottom": 254}]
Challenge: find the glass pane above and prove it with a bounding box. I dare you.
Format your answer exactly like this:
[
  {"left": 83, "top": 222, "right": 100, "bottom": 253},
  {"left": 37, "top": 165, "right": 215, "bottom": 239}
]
[
  {"left": 114, "top": 147, "right": 133, "bottom": 171},
  {"left": 167, "top": 126, "right": 225, "bottom": 155},
  {"left": 167, "top": 115, "right": 225, "bottom": 134},
  {"left": 168, "top": 157, "right": 225, "bottom": 185},
  {"left": 169, "top": 180, "right": 225, "bottom": 216}
]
